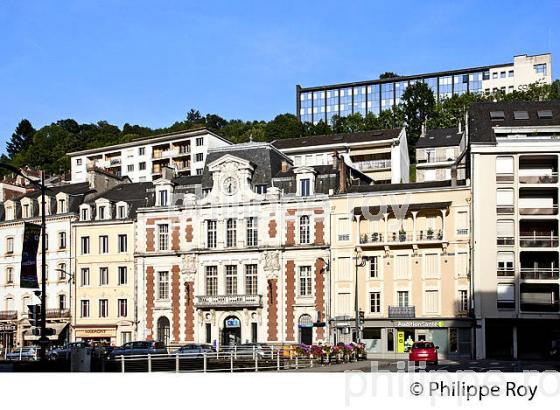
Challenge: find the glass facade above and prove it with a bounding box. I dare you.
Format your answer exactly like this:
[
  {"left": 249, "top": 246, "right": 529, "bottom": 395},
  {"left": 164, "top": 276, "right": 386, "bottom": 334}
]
[
  {"left": 326, "top": 89, "right": 339, "bottom": 124},
  {"left": 454, "top": 74, "right": 469, "bottom": 95},
  {"left": 381, "top": 82, "right": 394, "bottom": 110},
  {"left": 394, "top": 80, "right": 409, "bottom": 105},
  {"left": 469, "top": 72, "right": 483, "bottom": 94},
  {"left": 312, "top": 91, "right": 325, "bottom": 124},
  {"left": 339, "top": 87, "right": 353, "bottom": 118},
  {"left": 439, "top": 75, "right": 453, "bottom": 100},
  {"left": 353, "top": 86, "right": 367, "bottom": 117},
  {"left": 367, "top": 84, "right": 380, "bottom": 115},
  {"left": 424, "top": 77, "right": 438, "bottom": 95},
  {"left": 300, "top": 91, "right": 313, "bottom": 123}
]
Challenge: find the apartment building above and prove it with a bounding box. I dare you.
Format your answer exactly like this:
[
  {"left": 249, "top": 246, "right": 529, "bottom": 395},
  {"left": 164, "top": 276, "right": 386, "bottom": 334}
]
[
  {"left": 72, "top": 182, "right": 150, "bottom": 345},
  {"left": 273, "top": 128, "right": 409, "bottom": 183},
  {"left": 68, "top": 128, "right": 232, "bottom": 183},
  {"left": 470, "top": 101, "right": 560, "bottom": 360},
  {"left": 297, "top": 53, "right": 552, "bottom": 124},
  {"left": 415, "top": 127, "right": 467, "bottom": 182},
  {"left": 330, "top": 181, "right": 472, "bottom": 359},
  {"left": 134, "top": 142, "right": 370, "bottom": 347}
]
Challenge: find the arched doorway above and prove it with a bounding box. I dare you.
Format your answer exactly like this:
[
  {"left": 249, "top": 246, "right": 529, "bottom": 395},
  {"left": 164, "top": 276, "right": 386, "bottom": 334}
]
[
  {"left": 298, "top": 314, "right": 313, "bottom": 345},
  {"left": 157, "top": 316, "right": 170, "bottom": 345},
  {"left": 222, "top": 316, "right": 241, "bottom": 346}
]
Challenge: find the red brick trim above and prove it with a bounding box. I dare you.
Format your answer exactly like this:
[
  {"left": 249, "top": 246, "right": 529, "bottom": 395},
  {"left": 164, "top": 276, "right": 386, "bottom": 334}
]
[
  {"left": 268, "top": 219, "right": 277, "bottom": 239},
  {"left": 171, "top": 226, "right": 181, "bottom": 251},
  {"left": 146, "top": 228, "right": 155, "bottom": 252},
  {"left": 267, "top": 279, "right": 278, "bottom": 341},
  {"left": 171, "top": 265, "right": 181, "bottom": 342},
  {"left": 314, "top": 219, "right": 325, "bottom": 245},
  {"left": 185, "top": 281, "right": 195, "bottom": 342},
  {"left": 314, "top": 259, "right": 325, "bottom": 340},
  {"left": 286, "top": 220, "right": 295, "bottom": 246},
  {"left": 285, "top": 260, "right": 295, "bottom": 341},
  {"left": 185, "top": 224, "right": 193, "bottom": 242},
  {"left": 146, "top": 266, "right": 155, "bottom": 340}
]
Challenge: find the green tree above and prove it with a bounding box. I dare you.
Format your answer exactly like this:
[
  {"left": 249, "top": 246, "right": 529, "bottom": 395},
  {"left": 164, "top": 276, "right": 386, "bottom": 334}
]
[
  {"left": 6, "top": 119, "right": 35, "bottom": 159},
  {"left": 379, "top": 72, "right": 399, "bottom": 79},
  {"left": 401, "top": 82, "right": 436, "bottom": 150},
  {"left": 551, "top": 80, "right": 560, "bottom": 100},
  {"left": 264, "top": 113, "right": 304, "bottom": 140}
]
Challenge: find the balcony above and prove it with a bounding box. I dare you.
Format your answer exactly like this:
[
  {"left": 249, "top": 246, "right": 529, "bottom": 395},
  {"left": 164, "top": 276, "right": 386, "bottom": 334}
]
[
  {"left": 520, "top": 235, "right": 559, "bottom": 247},
  {"left": 107, "top": 158, "right": 121, "bottom": 167},
  {"left": 353, "top": 159, "right": 392, "bottom": 171},
  {"left": 194, "top": 294, "right": 262, "bottom": 309},
  {"left": 519, "top": 155, "right": 558, "bottom": 184},
  {"left": 360, "top": 230, "right": 443, "bottom": 245},
  {"left": 520, "top": 283, "right": 560, "bottom": 312},
  {"left": 419, "top": 154, "right": 455, "bottom": 164},
  {"left": 497, "top": 268, "right": 515, "bottom": 277},
  {"left": 388, "top": 306, "right": 416, "bottom": 319},
  {"left": 0, "top": 310, "right": 17, "bottom": 320},
  {"left": 518, "top": 188, "right": 558, "bottom": 215},
  {"left": 45, "top": 308, "right": 70, "bottom": 318},
  {"left": 520, "top": 268, "right": 560, "bottom": 280}
]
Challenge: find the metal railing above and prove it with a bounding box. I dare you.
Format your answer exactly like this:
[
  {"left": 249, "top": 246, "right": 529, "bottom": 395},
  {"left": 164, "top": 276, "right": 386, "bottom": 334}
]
[
  {"left": 0, "top": 310, "right": 17, "bottom": 320},
  {"left": 420, "top": 154, "right": 455, "bottom": 164},
  {"left": 497, "top": 268, "right": 515, "bottom": 277},
  {"left": 352, "top": 159, "right": 392, "bottom": 171},
  {"left": 110, "top": 346, "right": 332, "bottom": 373},
  {"left": 519, "top": 205, "right": 558, "bottom": 215},
  {"left": 360, "top": 231, "right": 443, "bottom": 244},
  {"left": 194, "top": 294, "right": 262, "bottom": 308},
  {"left": 520, "top": 268, "right": 560, "bottom": 280},
  {"left": 519, "top": 235, "right": 559, "bottom": 247},
  {"left": 388, "top": 306, "right": 416, "bottom": 319},
  {"left": 45, "top": 308, "right": 70, "bottom": 318},
  {"left": 519, "top": 173, "right": 558, "bottom": 184}
]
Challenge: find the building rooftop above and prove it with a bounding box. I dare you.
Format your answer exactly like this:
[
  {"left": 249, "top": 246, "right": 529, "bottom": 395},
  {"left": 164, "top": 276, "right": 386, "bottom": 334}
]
[
  {"left": 469, "top": 100, "right": 560, "bottom": 144},
  {"left": 272, "top": 129, "right": 401, "bottom": 150},
  {"left": 416, "top": 127, "right": 463, "bottom": 148}
]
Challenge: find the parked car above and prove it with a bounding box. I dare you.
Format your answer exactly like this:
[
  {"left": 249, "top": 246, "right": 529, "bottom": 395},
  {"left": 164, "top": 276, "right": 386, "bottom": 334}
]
[
  {"left": 48, "top": 341, "right": 89, "bottom": 361},
  {"left": 109, "top": 341, "right": 168, "bottom": 359},
  {"left": 408, "top": 341, "right": 438, "bottom": 365},
  {"left": 175, "top": 343, "right": 216, "bottom": 357},
  {"left": 6, "top": 346, "right": 39, "bottom": 361}
]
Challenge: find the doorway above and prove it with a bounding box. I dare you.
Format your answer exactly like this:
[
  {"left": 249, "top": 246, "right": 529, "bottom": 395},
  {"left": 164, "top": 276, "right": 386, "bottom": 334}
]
[
  {"left": 157, "top": 316, "right": 170, "bottom": 345},
  {"left": 298, "top": 314, "right": 313, "bottom": 345},
  {"left": 222, "top": 316, "right": 241, "bottom": 346}
]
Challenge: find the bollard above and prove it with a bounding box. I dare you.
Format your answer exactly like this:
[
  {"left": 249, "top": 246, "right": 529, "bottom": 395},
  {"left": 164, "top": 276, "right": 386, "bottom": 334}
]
[
  {"left": 121, "top": 355, "right": 125, "bottom": 373},
  {"left": 148, "top": 354, "right": 152, "bottom": 373},
  {"left": 230, "top": 352, "right": 234, "bottom": 373},
  {"left": 295, "top": 356, "right": 299, "bottom": 370},
  {"left": 176, "top": 354, "right": 179, "bottom": 373},
  {"left": 277, "top": 348, "right": 280, "bottom": 371},
  {"left": 203, "top": 352, "right": 207, "bottom": 373},
  {"left": 255, "top": 353, "right": 258, "bottom": 372},
  {"left": 252, "top": 345, "right": 256, "bottom": 360},
  {"left": 234, "top": 345, "right": 237, "bottom": 360},
  {"left": 310, "top": 358, "right": 314, "bottom": 368}
]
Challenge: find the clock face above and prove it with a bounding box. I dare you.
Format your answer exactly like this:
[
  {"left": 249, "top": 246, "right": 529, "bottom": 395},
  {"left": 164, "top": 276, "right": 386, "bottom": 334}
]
[{"left": 222, "top": 176, "right": 238, "bottom": 195}]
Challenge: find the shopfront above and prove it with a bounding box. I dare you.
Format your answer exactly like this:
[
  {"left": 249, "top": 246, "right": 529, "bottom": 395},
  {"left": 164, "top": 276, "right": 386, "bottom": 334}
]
[
  {"left": 362, "top": 319, "right": 474, "bottom": 359},
  {"left": 0, "top": 323, "right": 16, "bottom": 357},
  {"left": 74, "top": 326, "right": 117, "bottom": 345}
]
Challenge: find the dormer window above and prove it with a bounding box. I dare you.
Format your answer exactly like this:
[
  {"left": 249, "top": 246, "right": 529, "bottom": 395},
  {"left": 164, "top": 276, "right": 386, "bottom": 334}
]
[
  {"left": 300, "top": 179, "right": 311, "bottom": 197},
  {"left": 117, "top": 204, "right": 127, "bottom": 219},
  {"left": 80, "top": 207, "right": 90, "bottom": 221},
  {"left": 157, "top": 189, "right": 169, "bottom": 207},
  {"left": 58, "top": 199, "right": 66, "bottom": 214},
  {"left": 22, "top": 204, "right": 30, "bottom": 219},
  {"left": 294, "top": 167, "right": 316, "bottom": 197},
  {"left": 98, "top": 206, "right": 106, "bottom": 220}
]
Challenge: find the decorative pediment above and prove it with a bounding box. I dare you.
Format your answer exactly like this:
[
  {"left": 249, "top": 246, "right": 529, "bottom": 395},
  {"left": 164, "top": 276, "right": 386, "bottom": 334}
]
[
  {"left": 207, "top": 154, "right": 255, "bottom": 174},
  {"left": 293, "top": 166, "right": 317, "bottom": 175}
]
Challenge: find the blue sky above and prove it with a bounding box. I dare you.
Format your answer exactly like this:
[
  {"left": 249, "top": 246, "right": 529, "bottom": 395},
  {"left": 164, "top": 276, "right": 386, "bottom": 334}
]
[{"left": 1, "top": 0, "right": 558, "bottom": 153}]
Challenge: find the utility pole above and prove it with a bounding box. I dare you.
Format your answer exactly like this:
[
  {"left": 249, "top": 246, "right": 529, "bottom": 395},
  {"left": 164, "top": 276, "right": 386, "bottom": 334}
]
[{"left": 38, "top": 170, "right": 48, "bottom": 362}]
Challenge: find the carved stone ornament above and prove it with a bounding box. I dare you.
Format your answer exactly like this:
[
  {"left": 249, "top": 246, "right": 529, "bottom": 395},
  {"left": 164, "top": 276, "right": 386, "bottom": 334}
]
[
  {"left": 182, "top": 254, "right": 197, "bottom": 282},
  {"left": 263, "top": 250, "right": 280, "bottom": 273}
]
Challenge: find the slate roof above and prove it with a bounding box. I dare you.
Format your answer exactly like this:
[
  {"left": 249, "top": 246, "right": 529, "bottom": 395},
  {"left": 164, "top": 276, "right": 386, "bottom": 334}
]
[
  {"left": 416, "top": 127, "right": 462, "bottom": 148},
  {"left": 90, "top": 182, "right": 153, "bottom": 215},
  {"left": 272, "top": 129, "right": 401, "bottom": 150},
  {"left": 469, "top": 100, "right": 560, "bottom": 144}
]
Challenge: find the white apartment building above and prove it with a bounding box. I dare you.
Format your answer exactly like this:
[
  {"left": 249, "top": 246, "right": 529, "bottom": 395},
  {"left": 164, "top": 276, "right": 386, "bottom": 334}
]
[
  {"left": 416, "top": 127, "right": 467, "bottom": 182},
  {"left": 68, "top": 128, "right": 232, "bottom": 183},
  {"left": 470, "top": 101, "right": 560, "bottom": 360}
]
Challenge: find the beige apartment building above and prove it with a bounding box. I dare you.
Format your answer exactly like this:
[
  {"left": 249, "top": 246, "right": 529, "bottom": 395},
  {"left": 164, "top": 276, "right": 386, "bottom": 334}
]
[
  {"left": 330, "top": 181, "right": 472, "bottom": 359},
  {"left": 470, "top": 101, "right": 560, "bottom": 359},
  {"left": 415, "top": 127, "right": 467, "bottom": 182},
  {"left": 73, "top": 183, "right": 150, "bottom": 345}
]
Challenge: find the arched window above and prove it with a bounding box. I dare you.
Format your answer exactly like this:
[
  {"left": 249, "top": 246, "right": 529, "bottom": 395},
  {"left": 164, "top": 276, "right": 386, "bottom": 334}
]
[
  {"left": 299, "top": 215, "right": 310, "bottom": 244},
  {"left": 298, "top": 314, "right": 313, "bottom": 345},
  {"left": 157, "top": 316, "right": 170, "bottom": 345}
]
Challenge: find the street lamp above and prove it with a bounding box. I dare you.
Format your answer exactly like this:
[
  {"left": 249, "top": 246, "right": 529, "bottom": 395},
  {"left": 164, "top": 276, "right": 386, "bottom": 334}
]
[
  {"left": 55, "top": 268, "right": 74, "bottom": 345},
  {"left": 354, "top": 247, "right": 366, "bottom": 343},
  {"left": 0, "top": 163, "right": 49, "bottom": 362}
]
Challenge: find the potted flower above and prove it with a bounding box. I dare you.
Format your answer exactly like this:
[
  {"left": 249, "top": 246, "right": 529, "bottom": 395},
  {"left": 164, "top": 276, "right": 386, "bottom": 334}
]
[
  {"left": 437, "top": 229, "right": 443, "bottom": 240},
  {"left": 392, "top": 232, "right": 397, "bottom": 241},
  {"left": 361, "top": 234, "right": 368, "bottom": 243},
  {"left": 342, "top": 344, "right": 354, "bottom": 362},
  {"left": 355, "top": 343, "right": 366, "bottom": 360},
  {"left": 310, "top": 345, "right": 323, "bottom": 360},
  {"left": 427, "top": 227, "right": 434, "bottom": 240},
  {"left": 323, "top": 345, "right": 332, "bottom": 364},
  {"left": 294, "top": 344, "right": 308, "bottom": 357},
  {"left": 399, "top": 228, "right": 407, "bottom": 242},
  {"left": 372, "top": 232, "right": 379, "bottom": 242}
]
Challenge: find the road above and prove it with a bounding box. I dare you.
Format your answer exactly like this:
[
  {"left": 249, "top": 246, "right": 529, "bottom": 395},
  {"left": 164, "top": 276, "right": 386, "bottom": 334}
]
[{"left": 290, "top": 359, "right": 560, "bottom": 372}]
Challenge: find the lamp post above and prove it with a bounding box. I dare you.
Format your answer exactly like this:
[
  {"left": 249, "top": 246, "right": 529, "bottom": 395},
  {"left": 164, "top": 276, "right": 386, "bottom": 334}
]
[
  {"left": 55, "top": 268, "right": 74, "bottom": 345},
  {"left": 354, "top": 247, "right": 366, "bottom": 343},
  {"left": 0, "top": 164, "right": 49, "bottom": 362}
]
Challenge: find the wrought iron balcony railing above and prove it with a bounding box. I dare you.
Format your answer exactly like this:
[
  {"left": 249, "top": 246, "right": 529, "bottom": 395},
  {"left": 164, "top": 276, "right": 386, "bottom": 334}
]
[{"left": 194, "top": 294, "right": 262, "bottom": 308}]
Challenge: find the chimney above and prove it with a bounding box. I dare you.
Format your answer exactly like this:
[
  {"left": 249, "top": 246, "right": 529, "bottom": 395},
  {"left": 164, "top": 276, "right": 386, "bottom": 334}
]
[
  {"left": 338, "top": 155, "right": 348, "bottom": 193},
  {"left": 281, "top": 160, "right": 289, "bottom": 173},
  {"left": 331, "top": 152, "right": 339, "bottom": 170}
]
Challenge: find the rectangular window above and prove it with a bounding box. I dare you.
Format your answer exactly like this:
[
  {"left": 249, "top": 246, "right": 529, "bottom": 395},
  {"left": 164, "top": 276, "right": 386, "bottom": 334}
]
[
  {"left": 80, "top": 268, "right": 90, "bottom": 287},
  {"left": 205, "top": 266, "right": 218, "bottom": 296},
  {"left": 255, "top": 184, "right": 267, "bottom": 194},
  {"left": 98, "top": 206, "right": 106, "bottom": 220},
  {"left": 496, "top": 156, "right": 514, "bottom": 181},
  {"left": 337, "top": 217, "right": 350, "bottom": 241},
  {"left": 127, "top": 164, "right": 134, "bottom": 172},
  {"left": 6, "top": 267, "right": 13, "bottom": 284},
  {"left": 159, "top": 190, "right": 168, "bottom": 206},
  {"left": 369, "top": 256, "right": 379, "bottom": 278},
  {"left": 508, "top": 70, "right": 514, "bottom": 77},
  {"left": 81, "top": 208, "right": 89, "bottom": 220},
  {"left": 457, "top": 252, "right": 468, "bottom": 277},
  {"left": 158, "top": 271, "right": 169, "bottom": 300},
  {"left": 497, "top": 220, "right": 514, "bottom": 245},
  {"left": 196, "top": 137, "right": 204, "bottom": 146},
  {"left": 117, "top": 205, "right": 126, "bottom": 219},
  {"left": 22, "top": 204, "right": 30, "bottom": 218},
  {"left": 298, "top": 266, "right": 312, "bottom": 297},
  {"left": 534, "top": 63, "right": 547, "bottom": 76},
  {"left": 118, "top": 299, "right": 128, "bottom": 317},
  {"left": 456, "top": 211, "right": 468, "bottom": 235},
  {"left": 225, "top": 265, "right": 238, "bottom": 295},
  {"left": 121, "top": 331, "right": 132, "bottom": 345},
  {"left": 497, "top": 252, "right": 514, "bottom": 276},
  {"left": 395, "top": 255, "right": 409, "bottom": 279},
  {"left": 459, "top": 290, "right": 469, "bottom": 312},
  {"left": 246, "top": 217, "right": 258, "bottom": 247},
  {"left": 245, "top": 265, "right": 258, "bottom": 295},
  {"left": 424, "top": 290, "right": 439, "bottom": 313},
  {"left": 118, "top": 267, "right": 128, "bottom": 285},
  {"left": 76, "top": 158, "right": 82, "bottom": 166},
  {"left": 397, "top": 291, "right": 409, "bottom": 307},
  {"left": 139, "top": 162, "right": 146, "bottom": 171},
  {"left": 99, "top": 267, "right": 109, "bottom": 286},
  {"left": 158, "top": 224, "right": 169, "bottom": 251},
  {"left": 299, "top": 215, "right": 310, "bottom": 244},
  {"left": 58, "top": 199, "right": 65, "bottom": 213},
  {"left": 59, "top": 294, "right": 66, "bottom": 310},
  {"left": 207, "top": 220, "right": 217, "bottom": 248},
  {"left": 424, "top": 253, "right": 439, "bottom": 277},
  {"left": 118, "top": 234, "right": 127, "bottom": 253},
  {"left": 6, "top": 237, "right": 14, "bottom": 254},
  {"left": 99, "top": 299, "right": 108, "bottom": 318},
  {"left": 99, "top": 235, "right": 109, "bottom": 254},
  {"left": 196, "top": 169, "right": 203, "bottom": 175},
  {"left": 226, "top": 219, "right": 237, "bottom": 248},
  {"left": 300, "top": 178, "right": 310, "bottom": 196},
  {"left": 497, "top": 283, "right": 515, "bottom": 309},
  {"left": 195, "top": 153, "right": 204, "bottom": 162},
  {"left": 139, "top": 147, "right": 145, "bottom": 156},
  {"left": 370, "top": 292, "right": 381, "bottom": 313},
  {"left": 80, "top": 300, "right": 90, "bottom": 318},
  {"left": 56, "top": 232, "right": 66, "bottom": 250},
  {"left": 496, "top": 188, "right": 514, "bottom": 213}
]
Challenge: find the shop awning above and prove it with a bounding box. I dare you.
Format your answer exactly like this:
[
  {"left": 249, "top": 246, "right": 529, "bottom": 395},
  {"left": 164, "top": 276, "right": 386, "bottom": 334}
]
[{"left": 23, "top": 323, "right": 68, "bottom": 341}]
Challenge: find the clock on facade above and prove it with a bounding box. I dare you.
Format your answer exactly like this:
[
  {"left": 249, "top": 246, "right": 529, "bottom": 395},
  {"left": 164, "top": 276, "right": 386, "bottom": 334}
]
[{"left": 222, "top": 176, "right": 238, "bottom": 195}]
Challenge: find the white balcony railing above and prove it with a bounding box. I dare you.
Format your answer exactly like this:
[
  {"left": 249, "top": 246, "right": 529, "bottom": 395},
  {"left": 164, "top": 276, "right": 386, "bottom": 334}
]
[
  {"left": 352, "top": 159, "right": 392, "bottom": 171},
  {"left": 519, "top": 173, "right": 558, "bottom": 184},
  {"left": 195, "top": 294, "right": 262, "bottom": 308},
  {"left": 519, "top": 235, "right": 559, "bottom": 247},
  {"left": 520, "top": 268, "right": 560, "bottom": 280}
]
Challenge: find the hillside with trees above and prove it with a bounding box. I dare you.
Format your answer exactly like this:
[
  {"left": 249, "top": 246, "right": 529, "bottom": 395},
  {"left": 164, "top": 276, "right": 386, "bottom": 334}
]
[{"left": 2, "top": 80, "right": 559, "bottom": 175}]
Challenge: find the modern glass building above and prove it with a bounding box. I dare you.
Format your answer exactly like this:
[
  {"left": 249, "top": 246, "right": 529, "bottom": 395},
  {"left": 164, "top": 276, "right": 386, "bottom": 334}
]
[{"left": 297, "top": 53, "right": 552, "bottom": 124}]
